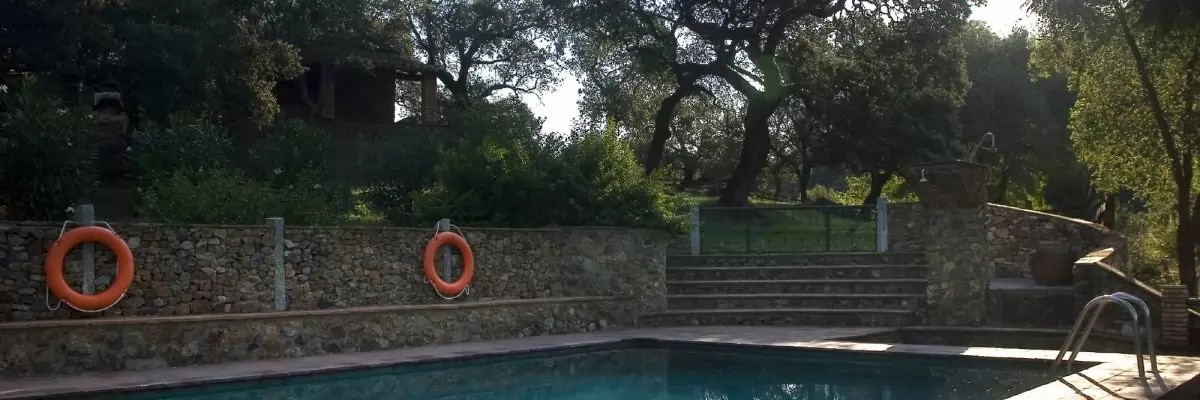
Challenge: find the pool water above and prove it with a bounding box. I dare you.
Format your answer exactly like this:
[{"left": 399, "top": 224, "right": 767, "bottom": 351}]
[{"left": 121, "top": 342, "right": 1077, "bottom": 400}]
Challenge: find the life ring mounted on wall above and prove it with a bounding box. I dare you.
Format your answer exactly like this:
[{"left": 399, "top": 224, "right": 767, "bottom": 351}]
[
  {"left": 44, "top": 223, "right": 135, "bottom": 312},
  {"left": 422, "top": 223, "right": 475, "bottom": 299}
]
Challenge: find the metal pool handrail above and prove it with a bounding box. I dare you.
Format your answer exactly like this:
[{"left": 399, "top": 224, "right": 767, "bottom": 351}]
[{"left": 1053, "top": 292, "right": 1159, "bottom": 380}]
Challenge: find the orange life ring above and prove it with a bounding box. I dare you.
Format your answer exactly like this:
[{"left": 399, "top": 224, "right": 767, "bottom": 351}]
[
  {"left": 44, "top": 226, "right": 135, "bottom": 311},
  {"left": 423, "top": 231, "right": 475, "bottom": 296}
]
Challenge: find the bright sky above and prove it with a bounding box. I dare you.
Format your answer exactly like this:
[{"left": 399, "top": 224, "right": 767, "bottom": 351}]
[{"left": 521, "top": 0, "right": 1035, "bottom": 134}]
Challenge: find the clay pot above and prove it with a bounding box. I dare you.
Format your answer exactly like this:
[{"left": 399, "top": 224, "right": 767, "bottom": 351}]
[{"left": 1030, "top": 242, "right": 1075, "bottom": 286}]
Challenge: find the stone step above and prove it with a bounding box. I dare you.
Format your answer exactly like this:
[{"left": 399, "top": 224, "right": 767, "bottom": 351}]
[
  {"left": 666, "top": 265, "right": 927, "bottom": 281},
  {"left": 666, "top": 279, "right": 928, "bottom": 295},
  {"left": 640, "top": 308, "right": 915, "bottom": 327},
  {"left": 668, "top": 252, "right": 926, "bottom": 268},
  {"left": 667, "top": 293, "right": 924, "bottom": 310}
]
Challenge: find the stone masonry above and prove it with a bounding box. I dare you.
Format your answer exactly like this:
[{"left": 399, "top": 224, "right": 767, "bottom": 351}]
[
  {"left": 0, "top": 223, "right": 668, "bottom": 321},
  {"left": 986, "top": 204, "right": 1119, "bottom": 279},
  {"left": 0, "top": 297, "right": 635, "bottom": 378},
  {"left": 0, "top": 223, "right": 276, "bottom": 321},
  {"left": 916, "top": 161, "right": 989, "bottom": 326}
]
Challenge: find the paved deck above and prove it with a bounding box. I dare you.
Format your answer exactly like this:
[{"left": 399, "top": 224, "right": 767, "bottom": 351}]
[{"left": 1, "top": 326, "right": 1197, "bottom": 400}]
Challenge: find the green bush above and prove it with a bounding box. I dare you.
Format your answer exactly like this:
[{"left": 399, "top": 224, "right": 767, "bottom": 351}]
[
  {"left": 132, "top": 115, "right": 234, "bottom": 182},
  {"left": 412, "top": 100, "right": 684, "bottom": 232},
  {"left": 1118, "top": 207, "right": 1178, "bottom": 287},
  {"left": 134, "top": 117, "right": 348, "bottom": 224},
  {"left": 356, "top": 128, "right": 448, "bottom": 225},
  {"left": 254, "top": 119, "right": 330, "bottom": 186},
  {"left": 0, "top": 78, "right": 100, "bottom": 220},
  {"left": 139, "top": 169, "right": 344, "bottom": 225}
]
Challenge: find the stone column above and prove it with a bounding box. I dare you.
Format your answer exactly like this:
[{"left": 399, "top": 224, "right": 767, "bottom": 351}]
[
  {"left": 1161, "top": 285, "right": 1190, "bottom": 347},
  {"left": 915, "top": 161, "right": 990, "bottom": 326}
]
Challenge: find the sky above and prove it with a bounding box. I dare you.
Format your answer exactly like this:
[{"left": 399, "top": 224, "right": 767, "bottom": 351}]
[{"left": 520, "top": 0, "right": 1036, "bottom": 134}]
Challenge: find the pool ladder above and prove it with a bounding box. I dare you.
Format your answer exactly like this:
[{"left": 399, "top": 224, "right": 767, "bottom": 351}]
[{"left": 1053, "top": 292, "right": 1159, "bottom": 380}]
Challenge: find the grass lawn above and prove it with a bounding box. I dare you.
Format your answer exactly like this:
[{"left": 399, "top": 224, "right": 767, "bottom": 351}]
[{"left": 696, "top": 206, "right": 876, "bottom": 254}]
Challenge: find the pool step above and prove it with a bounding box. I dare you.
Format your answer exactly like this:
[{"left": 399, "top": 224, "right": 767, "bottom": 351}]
[
  {"left": 668, "top": 252, "right": 926, "bottom": 268},
  {"left": 667, "top": 293, "right": 923, "bottom": 311},
  {"left": 666, "top": 279, "right": 928, "bottom": 295},
  {"left": 640, "top": 308, "right": 916, "bottom": 327},
  {"left": 666, "top": 265, "right": 927, "bottom": 281}
]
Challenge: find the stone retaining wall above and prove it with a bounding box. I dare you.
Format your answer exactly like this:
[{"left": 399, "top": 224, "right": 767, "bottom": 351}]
[
  {"left": 0, "top": 297, "right": 634, "bottom": 378},
  {"left": 0, "top": 222, "right": 667, "bottom": 321},
  {"left": 887, "top": 203, "right": 924, "bottom": 251},
  {"left": 985, "top": 204, "right": 1119, "bottom": 278}
]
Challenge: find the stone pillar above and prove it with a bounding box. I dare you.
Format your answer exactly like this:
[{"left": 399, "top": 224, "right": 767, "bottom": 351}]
[
  {"left": 915, "top": 161, "right": 990, "bottom": 326},
  {"left": 1161, "top": 285, "right": 1190, "bottom": 347}
]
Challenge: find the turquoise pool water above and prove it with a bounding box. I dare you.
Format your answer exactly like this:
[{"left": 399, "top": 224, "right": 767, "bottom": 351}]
[{"left": 122, "top": 342, "right": 1075, "bottom": 400}]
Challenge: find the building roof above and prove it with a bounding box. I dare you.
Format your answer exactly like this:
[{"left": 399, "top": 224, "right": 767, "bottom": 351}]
[{"left": 302, "top": 46, "right": 441, "bottom": 74}]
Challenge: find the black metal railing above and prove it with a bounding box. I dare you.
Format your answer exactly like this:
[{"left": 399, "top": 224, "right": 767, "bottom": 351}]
[{"left": 696, "top": 205, "right": 877, "bottom": 254}]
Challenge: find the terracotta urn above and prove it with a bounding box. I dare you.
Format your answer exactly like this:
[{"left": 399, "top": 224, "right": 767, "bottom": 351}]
[{"left": 1030, "top": 241, "right": 1075, "bottom": 286}]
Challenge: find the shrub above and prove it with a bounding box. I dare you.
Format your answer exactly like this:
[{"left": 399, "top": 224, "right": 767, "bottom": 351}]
[
  {"left": 0, "top": 78, "right": 100, "bottom": 220},
  {"left": 139, "top": 169, "right": 344, "bottom": 225},
  {"left": 254, "top": 119, "right": 330, "bottom": 186},
  {"left": 356, "top": 128, "right": 448, "bottom": 224},
  {"left": 412, "top": 101, "right": 684, "bottom": 232},
  {"left": 131, "top": 115, "right": 234, "bottom": 182}
]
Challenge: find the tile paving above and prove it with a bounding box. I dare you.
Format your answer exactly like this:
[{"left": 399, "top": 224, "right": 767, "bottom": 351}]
[{"left": 1, "top": 326, "right": 1196, "bottom": 400}]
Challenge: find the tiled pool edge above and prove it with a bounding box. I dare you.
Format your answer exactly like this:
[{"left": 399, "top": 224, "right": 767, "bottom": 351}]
[{"left": 2, "top": 326, "right": 1197, "bottom": 400}]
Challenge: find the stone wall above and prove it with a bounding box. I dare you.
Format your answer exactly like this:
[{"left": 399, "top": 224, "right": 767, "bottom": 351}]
[
  {"left": 916, "top": 162, "right": 990, "bottom": 326},
  {"left": 1, "top": 223, "right": 277, "bottom": 321},
  {"left": 1072, "top": 248, "right": 1164, "bottom": 336},
  {"left": 888, "top": 202, "right": 924, "bottom": 251},
  {"left": 985, "top": 204, "right": 1119, "bottom": 279},
  {"left": 0, "top": 297, "right": 634, "bottom": 378},
  {"left": 0, "top": 222, "right": 667, "bottom": 321}
]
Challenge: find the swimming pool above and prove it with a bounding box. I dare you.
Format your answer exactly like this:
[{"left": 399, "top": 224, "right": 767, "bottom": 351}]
[{"left": 118, "top": 341, "right": 1079, "bottom": 400}]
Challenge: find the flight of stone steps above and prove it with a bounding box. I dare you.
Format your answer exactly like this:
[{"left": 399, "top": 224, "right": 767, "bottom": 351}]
[{"left": 641, "top": 252, "right": 929, "bottom": 326}]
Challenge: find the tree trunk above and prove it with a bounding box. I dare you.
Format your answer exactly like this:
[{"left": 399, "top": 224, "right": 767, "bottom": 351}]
[
  {"left": 770, "top": 162, "right": 784, "bottom": 200},
  {"left": 1116, "top": 3, "right": 1198, "bottom": 295},
  {"left": 862, "top": 171, "right": 891, "bottom": 205},
  {"left": 798, "top": 164, "right": 812, "bottom": 203},
  {"left": 644, "top": 86, "right": 694, "bottom": 174},
  {"left": 719, "top": 103, "right": 774, "bottom": 206},
  {"left": 1176, "top": 186, "right": 1198, "bottom": 295}
]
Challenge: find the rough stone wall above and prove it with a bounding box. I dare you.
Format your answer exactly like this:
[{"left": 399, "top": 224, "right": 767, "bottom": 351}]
[
  {"left": 916, "top": 162, "right": 990, "bottom": 326},
  {"left": 986, "top": 286, "right": 1075, "bottom": 329},
  {"left": 986, "top": 204, "right": 1116, "bottom": 278},
  {"left": 888, "top": 202, "right": 924, "bottom": 251},
  {"left": 0, "top": 298, "right": 635, "bottom": 378},
  {"left": 1, "top": 223, "right": 276, "bottom": 321},
  {"left": 1, "top": 223, "right": 667, "bottom": 321},
  {"left": 1073, "top": 252, "right": 1163, "bottom": 337}
]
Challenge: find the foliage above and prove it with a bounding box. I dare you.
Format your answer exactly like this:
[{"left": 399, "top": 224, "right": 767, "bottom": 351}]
[
  {"left": 0, "top": 78, "right": 100, "bottom": 220},
  {"left": 254, "top": 119, "right": 331, "bottom": 186},
  {"left": 412, "top": 98, "right": 684, "bottom": 231},
  {"left": 819, "top": 175, "right": 918, "bottom": 206},
  {"left": 139, "top": 169, "right": 343, "bottom": 225},
  {"left": 1119, "top": 208, "right": 1180, "bottom": 287},
  {"left": 132, "top": 115, "right": 234, "bottom": 182},
  {"left": 357, "top": 127, "right": 450, "bottom": 224},
  {"left": 407, "top": 0, "right": 566, "bottom": 108},
  {"left": 134, "top": 117, "right": 348, "bottom": 225},
  {"left": 958, "top": 22, "right": 1083, "bottom": 209},
  {"left": 1031, "top": 0, "right": 1200, "bottom": 292}
]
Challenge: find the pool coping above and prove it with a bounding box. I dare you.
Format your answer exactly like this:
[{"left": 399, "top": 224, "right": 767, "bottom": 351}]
[{"left": 1, "top": 326, "right": 1197, "bottom": 400}]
